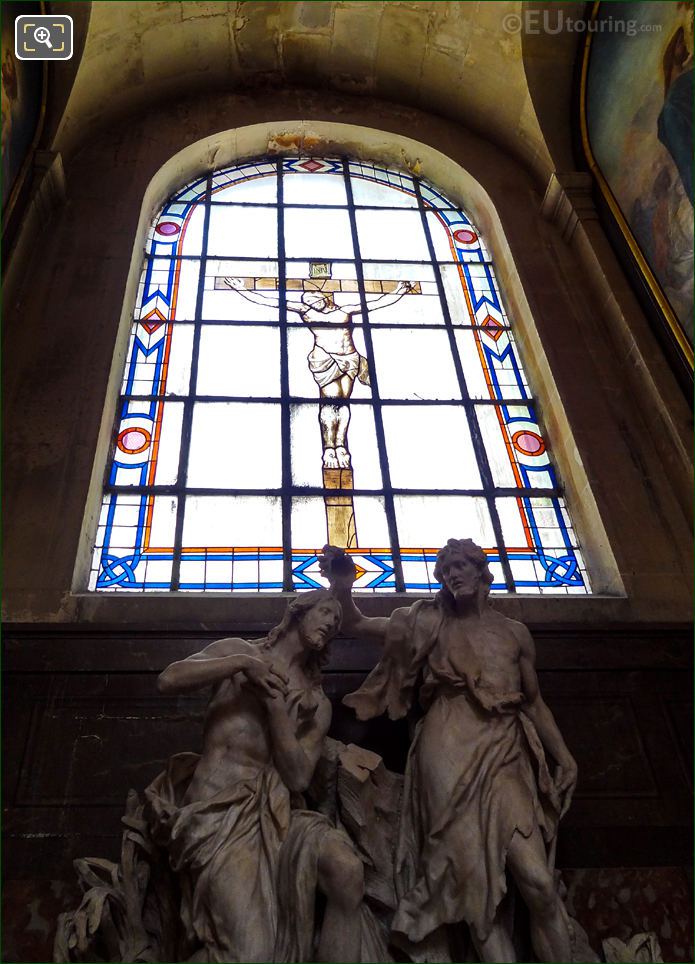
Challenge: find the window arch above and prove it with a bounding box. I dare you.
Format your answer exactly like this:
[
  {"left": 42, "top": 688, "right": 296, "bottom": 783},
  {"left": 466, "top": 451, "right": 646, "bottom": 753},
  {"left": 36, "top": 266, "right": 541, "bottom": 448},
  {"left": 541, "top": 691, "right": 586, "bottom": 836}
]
[{"left": 89, "top": 156, "right": 590, "bottom": 595}]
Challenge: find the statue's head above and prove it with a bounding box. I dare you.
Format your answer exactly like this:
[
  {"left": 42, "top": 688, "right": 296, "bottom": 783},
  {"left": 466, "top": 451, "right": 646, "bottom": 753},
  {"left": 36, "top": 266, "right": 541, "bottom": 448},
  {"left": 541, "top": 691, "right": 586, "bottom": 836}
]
[
  {"left": 265, "top": 589, "right": 342, "bottom": 665},
  {"left": 293, "top": 589, "right": 342, "bottom": 652},
  {"left": 433, "top": 538, "right": 493, "bottom": 609}
]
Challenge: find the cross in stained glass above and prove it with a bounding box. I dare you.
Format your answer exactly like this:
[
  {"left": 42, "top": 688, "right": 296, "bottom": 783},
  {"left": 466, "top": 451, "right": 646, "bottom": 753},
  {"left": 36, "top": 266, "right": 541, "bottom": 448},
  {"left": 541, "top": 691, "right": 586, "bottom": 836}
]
[{"left": 221, "top": 265, "right": 419, "bottom": 548}]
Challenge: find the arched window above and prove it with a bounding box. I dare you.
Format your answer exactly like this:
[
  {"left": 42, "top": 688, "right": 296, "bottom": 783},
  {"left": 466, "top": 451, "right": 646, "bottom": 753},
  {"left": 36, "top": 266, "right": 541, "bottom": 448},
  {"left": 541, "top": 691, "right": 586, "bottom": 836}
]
[{"left": 90, "top": 157, "right": 590, "bottom": 595}]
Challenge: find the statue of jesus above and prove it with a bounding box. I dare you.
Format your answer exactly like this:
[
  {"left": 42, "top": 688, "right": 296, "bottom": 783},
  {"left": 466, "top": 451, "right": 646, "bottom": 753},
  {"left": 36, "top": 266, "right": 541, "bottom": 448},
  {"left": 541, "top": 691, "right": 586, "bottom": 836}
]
[{"left": 225, "top": 277, "right": 413, "bottom": 468}]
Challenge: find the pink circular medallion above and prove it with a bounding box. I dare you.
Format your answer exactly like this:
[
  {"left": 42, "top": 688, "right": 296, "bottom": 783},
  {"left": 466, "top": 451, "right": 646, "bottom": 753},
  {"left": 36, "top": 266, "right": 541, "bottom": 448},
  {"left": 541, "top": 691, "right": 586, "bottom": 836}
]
[
  {"left": 512, "top": 431, "right": 545, "bottom": 457},
  {"left": 155, "top": 221, "right": 180, "bottom": 236},
  {"left": 117, "top": 428, "right": 151, "bottom": 455},
  {"left": 453, "top": 228, "right": 478, "bottom": 245}
]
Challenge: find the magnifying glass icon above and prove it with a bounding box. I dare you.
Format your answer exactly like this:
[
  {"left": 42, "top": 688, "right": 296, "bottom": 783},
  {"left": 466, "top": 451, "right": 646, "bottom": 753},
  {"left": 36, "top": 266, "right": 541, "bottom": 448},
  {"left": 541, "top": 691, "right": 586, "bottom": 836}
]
[{"left": 34, "top": 26, "right": 53, "bottom": 49}]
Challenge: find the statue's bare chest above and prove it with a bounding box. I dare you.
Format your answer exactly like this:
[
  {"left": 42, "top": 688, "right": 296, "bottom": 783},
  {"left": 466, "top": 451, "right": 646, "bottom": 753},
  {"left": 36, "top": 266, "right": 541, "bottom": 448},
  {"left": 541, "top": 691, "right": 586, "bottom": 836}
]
[{"left": 434, "top": 618, "right": 521, "bottom": 689}]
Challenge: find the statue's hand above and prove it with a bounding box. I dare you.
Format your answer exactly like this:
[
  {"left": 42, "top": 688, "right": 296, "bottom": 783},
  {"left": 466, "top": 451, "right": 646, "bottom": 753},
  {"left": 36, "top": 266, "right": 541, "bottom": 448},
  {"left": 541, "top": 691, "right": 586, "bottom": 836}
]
[
  {"left": 319, "top": 544, "right": 357, "bottom": 592},
  {"left": 555, "top": 755, "right": 578, "bottom": 816},
  {"left": 242, "top": 658, "right": 288, "bottom": 699}
]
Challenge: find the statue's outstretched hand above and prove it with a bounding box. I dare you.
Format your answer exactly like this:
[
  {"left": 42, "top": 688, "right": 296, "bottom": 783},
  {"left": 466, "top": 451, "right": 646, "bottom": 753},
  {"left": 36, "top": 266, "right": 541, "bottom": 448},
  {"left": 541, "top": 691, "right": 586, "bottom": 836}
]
[{"left": 319, "top": 544, "right": 357, "bottom": 592}]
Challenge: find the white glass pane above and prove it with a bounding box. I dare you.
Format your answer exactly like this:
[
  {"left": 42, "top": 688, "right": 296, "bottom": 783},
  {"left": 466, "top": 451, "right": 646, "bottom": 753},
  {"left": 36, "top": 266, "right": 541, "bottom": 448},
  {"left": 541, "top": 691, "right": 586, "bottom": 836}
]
[
  {"left": 149, "top": 495, "right": 178, "bottom": 546},
  {"left": 383, "top": 406, "right": 482, "bottom": 488},
  {"left": 212, "top": 175, "right": 277, "bottom": 204},
  {"left": 170, "top": 259, "right": 201, "bottom": 320},
  {"left": 356, "top": 210, "right": 430, "bottom": 261},
  {"left": 352, "top": 496, "right": 391, "bottom": 546},
  {"left": 197, "top": 326, "right": 281, "bottom": 397},
  {"left": 284, "top": 208, "right": 354, "bottom": 259},
  {"left": 291, "top": 403, "right": 383, "bottom": 488},
  {"left": 203, "top": 260, "right": 280, "bottom": 321},
  {"left": 495, "top": 497, "right": 529, "bottom": 547},
  {"left": 475, "top": 406, "right": 517, "bottom": 487},
  {"left": 348, "top": 163, "right": 418, "bottom": 205},
  {"left": 164, "top": 325, "right": 194, "bottom": 395},
  {"left": 361, "top": 261, "right": 435, "bottom": 283},
  {"left": 207, "top": 206, "right": 278, "bottom": 258},
  {"left": 440, "top": 263, "right": 476, "bottom": 325},
  {"left": 153, "top": 403, "right": 184, "bottom": 485},
  {"left": 287, "top": 327, "right": 371, "bottom": 399},
  {"left": 394, "top": 495, "right": 495, "bottom": 547},
  {"left": 291, "top": 496, "right": 329, "bottom": 548},
  {"left": 426, "top": 211, "right": 458, "bottom": 261},
  {"left": 179, "top": 204, "right": 205, "bottom": 257},
  {"left": 454, "top": 329, "right": 493, "bottom": 399},
  {"left": 183, "top": 495, "right": 282, "bottom": 546},
  {"left": 284, "top": 173, "right": 347, "bottom": 205},
  {"left": 370, "top": 329, "right": 461, "bottom": 400},
  {"left": 350, "top": 175, "right": 418, "bottom": 207},
  {"left": 187, "top": 403, "right": 282, "bottom": 488}
]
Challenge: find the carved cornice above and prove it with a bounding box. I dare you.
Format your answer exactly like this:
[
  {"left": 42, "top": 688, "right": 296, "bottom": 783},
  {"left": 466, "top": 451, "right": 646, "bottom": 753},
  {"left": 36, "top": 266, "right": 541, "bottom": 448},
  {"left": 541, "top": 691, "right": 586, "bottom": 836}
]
[{"left": 541, "top": 171, "right": 597, "bottom": 242}]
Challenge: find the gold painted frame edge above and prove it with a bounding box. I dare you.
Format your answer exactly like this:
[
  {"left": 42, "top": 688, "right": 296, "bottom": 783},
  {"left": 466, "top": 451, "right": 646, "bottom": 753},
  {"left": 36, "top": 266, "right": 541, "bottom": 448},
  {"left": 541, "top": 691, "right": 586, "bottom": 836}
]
[
  {"left": 579, "top": 0, "right": 694, "bottom": 369},
  {"left": 2, "top": 0, "right": 49, "bottom": 231}
]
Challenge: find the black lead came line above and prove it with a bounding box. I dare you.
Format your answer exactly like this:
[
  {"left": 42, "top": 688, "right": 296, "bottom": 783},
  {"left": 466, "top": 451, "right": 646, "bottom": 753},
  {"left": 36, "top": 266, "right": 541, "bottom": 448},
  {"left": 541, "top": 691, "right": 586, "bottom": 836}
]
[
  {"left": 119, "top": 394, "right": 535, "bottom": 408},
  {"left": 342, "top": 162, "right": 406, "bottom": 593},
  {"left": 170, "top": 173, "right": 213, "bottom": 592},
  {"left": 277, "top": 158, "right": 294, "bottom": 592},
  {"left": 103, "top": 484, "right": 563, "bottom": 500},
  {"left": 414, "top": 179, "right": 517, "bottom": 593}
]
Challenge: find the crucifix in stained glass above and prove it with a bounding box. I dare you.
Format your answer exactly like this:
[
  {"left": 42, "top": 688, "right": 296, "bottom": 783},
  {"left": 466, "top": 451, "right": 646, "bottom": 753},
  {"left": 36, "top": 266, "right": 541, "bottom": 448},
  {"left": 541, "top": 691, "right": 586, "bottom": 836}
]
[
  {"left": 89, "top": 157, "right": 591, "bottom": 596},
  {"left": 221, "top": 264, "right": 417, "bottom": 549}
]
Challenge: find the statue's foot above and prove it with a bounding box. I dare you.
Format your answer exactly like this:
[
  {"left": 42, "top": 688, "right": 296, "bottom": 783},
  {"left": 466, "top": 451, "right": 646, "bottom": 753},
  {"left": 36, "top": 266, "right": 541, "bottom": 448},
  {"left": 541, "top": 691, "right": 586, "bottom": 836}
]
[
  {"left": 335, "top": 446, "right": 351, "bottom": 468},
  {"left": 323, "top": 448, "right": 339, "bottom": 468}
]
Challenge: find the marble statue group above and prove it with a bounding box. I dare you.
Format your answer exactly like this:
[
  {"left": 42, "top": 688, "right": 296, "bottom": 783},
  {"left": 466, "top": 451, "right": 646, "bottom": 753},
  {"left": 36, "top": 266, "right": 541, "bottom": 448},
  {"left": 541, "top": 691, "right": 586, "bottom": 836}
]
[{"left": 55, "top": 539, "right": 650, "bottom": 963}]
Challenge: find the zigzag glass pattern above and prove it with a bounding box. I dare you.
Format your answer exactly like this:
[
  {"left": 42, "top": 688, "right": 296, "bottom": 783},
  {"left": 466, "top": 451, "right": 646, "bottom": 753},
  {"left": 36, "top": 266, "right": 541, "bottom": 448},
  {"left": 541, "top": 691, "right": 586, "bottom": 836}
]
[{"left": 89, "top": 158, "right": 590, "bottom": 594}]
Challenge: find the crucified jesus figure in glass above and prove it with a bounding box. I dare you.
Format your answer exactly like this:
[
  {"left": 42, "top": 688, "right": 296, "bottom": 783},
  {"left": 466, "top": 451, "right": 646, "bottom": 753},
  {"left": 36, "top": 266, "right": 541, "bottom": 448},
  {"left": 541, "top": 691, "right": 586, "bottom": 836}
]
[{"left": 225, "top": 277, "right": 414, "bottom": 468}]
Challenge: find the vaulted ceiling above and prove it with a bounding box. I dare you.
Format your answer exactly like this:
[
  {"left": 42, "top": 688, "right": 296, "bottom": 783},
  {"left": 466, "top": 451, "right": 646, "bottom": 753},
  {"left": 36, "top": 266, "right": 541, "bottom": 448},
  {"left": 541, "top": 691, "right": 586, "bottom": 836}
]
[{"left": 51, "top": 1, "right": 585, "bottom": 185}]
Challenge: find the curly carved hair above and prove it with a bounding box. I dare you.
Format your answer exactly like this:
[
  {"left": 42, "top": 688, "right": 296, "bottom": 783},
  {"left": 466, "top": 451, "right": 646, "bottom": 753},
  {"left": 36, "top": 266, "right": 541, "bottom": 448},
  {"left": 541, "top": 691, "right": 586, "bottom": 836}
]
[{"left": 433, "top": 538, "right": 494, "bottom": 603}]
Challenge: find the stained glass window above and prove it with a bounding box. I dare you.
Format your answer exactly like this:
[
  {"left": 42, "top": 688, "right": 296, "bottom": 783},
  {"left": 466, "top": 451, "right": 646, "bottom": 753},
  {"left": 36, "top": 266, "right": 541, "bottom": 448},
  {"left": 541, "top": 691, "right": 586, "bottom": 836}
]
[{"left": 89, "top": 157, "right": 590, "bottom": 595}]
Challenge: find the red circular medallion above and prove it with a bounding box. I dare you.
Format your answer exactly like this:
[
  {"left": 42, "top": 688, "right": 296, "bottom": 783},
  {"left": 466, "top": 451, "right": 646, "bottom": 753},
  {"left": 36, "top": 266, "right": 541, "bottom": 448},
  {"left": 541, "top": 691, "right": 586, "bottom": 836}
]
[
  {"left": 512, "top": 431, "right": 545, "bottom": 457},
  {"left": 155, "top": 221, "right": 180, "bottom": 236},
  {"left": 453, "top": 228, "right": 478, "bottom": 245},
  {"left": 117, "top": 428, "right": 151, "bottom": 455}
]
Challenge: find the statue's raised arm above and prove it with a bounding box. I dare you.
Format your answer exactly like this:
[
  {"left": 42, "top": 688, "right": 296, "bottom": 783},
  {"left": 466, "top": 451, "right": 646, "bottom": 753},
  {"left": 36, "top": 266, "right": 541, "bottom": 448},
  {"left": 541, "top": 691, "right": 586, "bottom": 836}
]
[{"left": 318, "top": 544, "right": 391, "bottom": 644}]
